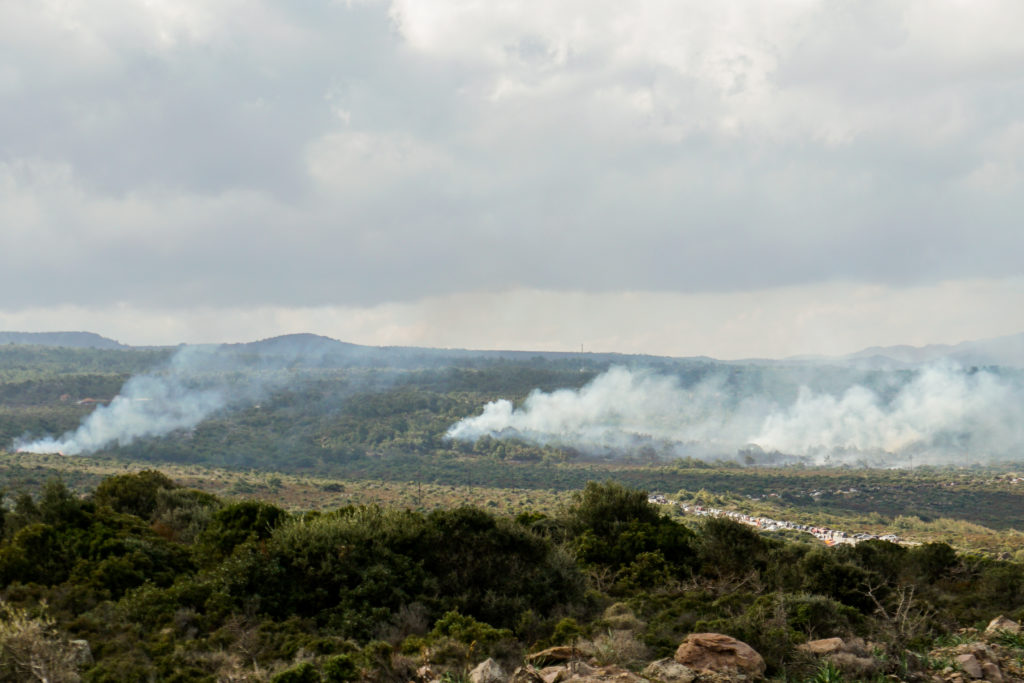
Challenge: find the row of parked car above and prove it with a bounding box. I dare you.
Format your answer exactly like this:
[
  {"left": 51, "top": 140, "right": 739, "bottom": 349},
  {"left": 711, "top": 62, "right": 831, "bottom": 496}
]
[{"left": 648, "top": 494, "right": 902, "bottom": 546}]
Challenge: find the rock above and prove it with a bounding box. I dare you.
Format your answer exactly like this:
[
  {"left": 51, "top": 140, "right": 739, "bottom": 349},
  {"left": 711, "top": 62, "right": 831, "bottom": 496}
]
[
  {"left": 798, "top": 638, "right": 846, "bottom": 656},
  {"left": 642, "top": 658, "right": 697, "bottom": 683},
  {"left": 844, "top": 637, "right": 868, "bottom": 656},
  {"left": 539, "top": 665, "right": 568, "bottom": 683},
  {"left": 828, "top": 652, "right": 877, "bottom": 678},
  {"left": 562, "top": 664, "right": 645, "bottom": 681},
  {"left": 523, "top": 663, "right": 646, "bottom": 683},
  {"left": 986, "top": 616, "right": 1020, "bottom": 634},
  {"left": 955, "top": 654, "right": 983, "bottom": 680},
  {"left": 674, "top": 633, "right": 766, "bottom": 680},
  {"left": 527, "top": 646, "right": 583, "bottom": 666},
  {"left": 470, "top": 658, "right": 507, "bottom": 683},
  {"left": 797, "top": 637, "right": 876, "bottom": 677},
  {"left": 953, "top": 642, "right": 996, "bottom": 663},
  {"left": 980, "top": 661, "right": 1003, "bottom": 683},
  {"left": 569, "top": 662, "right": 596, "bottom": 677},
  {"left": 510, "top": 665, "right": 545, "bottom": 683}
]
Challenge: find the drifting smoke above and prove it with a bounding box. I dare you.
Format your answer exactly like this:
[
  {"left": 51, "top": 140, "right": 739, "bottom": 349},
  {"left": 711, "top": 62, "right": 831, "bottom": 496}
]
[
  {"left": 13, "top": 345, "right": 288, "bottom": 456},
  {"left": 446, "top": 365, "right": 1024, "bottom": 465}
]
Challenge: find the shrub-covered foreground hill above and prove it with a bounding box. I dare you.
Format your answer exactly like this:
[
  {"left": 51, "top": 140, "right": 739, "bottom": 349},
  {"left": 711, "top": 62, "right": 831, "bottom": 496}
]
[{"left": 2, "top": 474, "right": 1024, "bottom": 682}]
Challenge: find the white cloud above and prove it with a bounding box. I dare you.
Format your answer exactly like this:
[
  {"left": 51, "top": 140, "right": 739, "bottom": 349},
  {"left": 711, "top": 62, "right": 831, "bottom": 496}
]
[{"left": 1, "top": 1, "right": 1023, "bottom": 354}]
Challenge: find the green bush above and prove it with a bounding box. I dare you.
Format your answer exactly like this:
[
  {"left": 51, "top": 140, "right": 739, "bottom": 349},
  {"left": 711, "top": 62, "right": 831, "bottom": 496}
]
[
  {"left": 322, "top": 654, "right": 359, "bottom": 681},
  {"left": 217, "top": 505, "right": 583, "bottom": 638},
  {"left": 271, "top": 661, "right": 320, "bottom": 683},
  {"left": 428, "top": 610, "right": 512, "bottom": 649},
  {"left": 566, "top": 482, "right": 695, "bottom": 573},
  {"left": 196, "top": 500, "right": 287, "bottom": 562},
  {"left": 93, "top": 470, "right": 177, "bottom": 520}
]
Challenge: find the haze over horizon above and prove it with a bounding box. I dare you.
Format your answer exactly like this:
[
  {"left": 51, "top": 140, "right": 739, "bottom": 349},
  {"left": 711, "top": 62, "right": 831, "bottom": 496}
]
[{"left": 2, "top": 2, "right": 1023, "bottom": 358}]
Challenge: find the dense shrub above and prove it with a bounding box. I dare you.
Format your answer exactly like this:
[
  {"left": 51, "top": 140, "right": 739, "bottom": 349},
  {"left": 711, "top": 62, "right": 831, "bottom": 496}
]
[
  {"left": 2, "top": 472, "right": 1024, "bottom": 680},
  {"left": 93, "top": 470, "right": 178, "bottom": 520},
  {"left": 217, "top": 505, "right": 584, "bottom": 639},
  {"left": 566, "top": 481, "right": 696, "bottom": 574}
]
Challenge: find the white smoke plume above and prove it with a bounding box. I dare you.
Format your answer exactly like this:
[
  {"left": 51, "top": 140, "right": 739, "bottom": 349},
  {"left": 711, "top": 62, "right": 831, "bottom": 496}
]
[
  {"left": 14, "top": 345, "right": 275, "bottom": 455},
  {"left": 446, "top": 365, "right": 1024, "bottom": 465}
]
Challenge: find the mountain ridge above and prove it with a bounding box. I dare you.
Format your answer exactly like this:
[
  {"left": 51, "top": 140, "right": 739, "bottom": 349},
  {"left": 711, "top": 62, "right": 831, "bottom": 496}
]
[
  {"left": 3, "top": 329, "right": 1023, "bottom": 367},
  {"left": 0, "top": 331, "right": 127, "bottom": 349}
]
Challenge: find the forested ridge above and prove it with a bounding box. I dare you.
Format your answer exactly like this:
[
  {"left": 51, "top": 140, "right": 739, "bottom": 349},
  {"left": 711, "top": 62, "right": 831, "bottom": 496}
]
[{"left": 4, "top": 344, "right": 1024, "bottom": 532}]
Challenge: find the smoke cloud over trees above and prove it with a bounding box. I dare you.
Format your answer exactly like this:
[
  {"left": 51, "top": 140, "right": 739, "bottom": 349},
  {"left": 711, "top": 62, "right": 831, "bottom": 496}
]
[{"left": 447, "top": 365, "right": 1024, "bottom": 465}]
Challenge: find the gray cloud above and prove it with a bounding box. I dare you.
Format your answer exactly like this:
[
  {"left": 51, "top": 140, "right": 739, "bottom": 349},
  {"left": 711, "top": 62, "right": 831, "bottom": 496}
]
[{"left": 1, "top": 0, "right": 1023, "bottom": 321}]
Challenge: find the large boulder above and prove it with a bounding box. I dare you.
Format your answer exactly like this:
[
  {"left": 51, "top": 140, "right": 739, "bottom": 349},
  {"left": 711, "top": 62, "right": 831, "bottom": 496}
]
[{"left": 674, "top": 633, "right": 765, "bottom": 679}]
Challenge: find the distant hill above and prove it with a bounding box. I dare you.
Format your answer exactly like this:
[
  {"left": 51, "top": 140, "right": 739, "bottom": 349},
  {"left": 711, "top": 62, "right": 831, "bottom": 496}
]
[
  {"left": 240, "top": 333, "right": 362, "bottom": 355},
  {"left": 845, "top": 332, "right": 1024, "bottom": 368},
  {"left": 224, "top": 333, "right": 640, "bottom": 370},
  {"left": 4, "top": 329, "right": 1023, "bottom": 368},
  {"left": 0, "top": 331, "right": 127, "bottom": 349}
]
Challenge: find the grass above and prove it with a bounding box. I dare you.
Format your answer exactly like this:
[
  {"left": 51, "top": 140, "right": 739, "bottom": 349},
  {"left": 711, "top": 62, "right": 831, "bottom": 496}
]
[{"left": 5, "top": 451, "right": 1024, "bottom": 557}]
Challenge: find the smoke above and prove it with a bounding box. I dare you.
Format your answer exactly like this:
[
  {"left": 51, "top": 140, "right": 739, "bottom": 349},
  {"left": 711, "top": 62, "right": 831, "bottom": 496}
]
[
  {"left": 446, "top": 364, "right": 1024, "bottom": 465},
  {"left": 13, "top": 345, "right": 289, "bottom": 456}
]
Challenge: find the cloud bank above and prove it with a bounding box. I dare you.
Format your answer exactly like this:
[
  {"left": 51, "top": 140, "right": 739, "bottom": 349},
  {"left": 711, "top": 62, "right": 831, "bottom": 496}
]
[{"left": 1, "top": 1, "right": 1023, "bottom": 355}]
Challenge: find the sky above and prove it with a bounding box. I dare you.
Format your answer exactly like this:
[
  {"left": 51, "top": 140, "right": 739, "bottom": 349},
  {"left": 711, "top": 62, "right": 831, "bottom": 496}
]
[{"left": 2, "top": 0, "right": 1023, "bottom": 359}]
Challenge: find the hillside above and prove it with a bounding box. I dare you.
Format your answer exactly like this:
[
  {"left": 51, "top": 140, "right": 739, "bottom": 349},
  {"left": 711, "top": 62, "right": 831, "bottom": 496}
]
[
  {"left": 2, "top": 472, "right": 1024, "bottom": 681},
  {"left": 846, "top": 332, "right": 1024, "bottom": 368},
  {"left": 0, "top": 331, "right": 127, "bottom": 349}
]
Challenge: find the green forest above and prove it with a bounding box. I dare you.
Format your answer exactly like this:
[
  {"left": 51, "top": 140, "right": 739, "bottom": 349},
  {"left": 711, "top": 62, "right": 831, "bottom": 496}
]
[{"left": 3, "top": 342, "right": 1024, "bottom": 535}]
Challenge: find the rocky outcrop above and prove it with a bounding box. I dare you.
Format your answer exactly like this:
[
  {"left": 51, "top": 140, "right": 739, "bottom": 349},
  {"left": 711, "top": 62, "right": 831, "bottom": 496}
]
[
  {"left": 509, "top": 662, "right": 645, "bottom": 682},
  {"left": 643, "top": 658, "right": 698, "bottom": 682},
  {"left": 526, "top": 646, "right": 582, "bottom": 667},
  {"left": 925, "top": 626, "right": 1024, "bottom": 683},
  {"left": 503, "top": 633, "right": 767, "bottom": 682},
  {"left": 674, "top": 633, "right": 766, "bottom": 680},
  {"left": 797, "top": 637, "right": 876, "bottom": 678},
  {"left": 449, "top": 620, "right": 1024, "bottom": 683},
  {"left": 510, "top": 665, "right": 545, "bottom": 682},
  {"left": 505, "top": 637, "right": 774, "bottom": 683}
]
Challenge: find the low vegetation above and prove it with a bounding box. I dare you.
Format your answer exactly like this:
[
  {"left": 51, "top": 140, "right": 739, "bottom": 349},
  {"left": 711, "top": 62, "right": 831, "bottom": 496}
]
[{"left": 1, "top": 474, "right": 1024, "bottom": 681}]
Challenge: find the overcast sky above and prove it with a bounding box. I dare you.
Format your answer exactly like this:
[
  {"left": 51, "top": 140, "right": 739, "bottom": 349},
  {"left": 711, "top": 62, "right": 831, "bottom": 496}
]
[{"left": 2, "top": 1, "right": 1023, "bottom": 358}]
